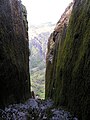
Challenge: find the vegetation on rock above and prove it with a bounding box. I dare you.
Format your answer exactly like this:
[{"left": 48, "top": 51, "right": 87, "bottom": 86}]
[
  {"left": 45, "top": 2, "right": 73, "bottom": 99},
  {"left": 45, "top": 0, "right": 90, "bottom": 119}
]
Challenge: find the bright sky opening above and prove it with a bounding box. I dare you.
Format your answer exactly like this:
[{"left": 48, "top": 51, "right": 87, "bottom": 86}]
[{"left": 21, "top": 0, "right": 73, "bottom": 25}]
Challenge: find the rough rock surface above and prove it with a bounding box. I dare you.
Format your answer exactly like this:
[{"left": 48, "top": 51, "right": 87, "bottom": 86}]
[
  {"left": 0, "top": 0, "right": 30, "bottom": 108},
  {"left": 0, "top": 99, "right": 78, "bottom": 120},
  {"left": 45, "top": 2, "right": 73, "bottom": 99},
  {"left": 45, "top": 0, "right": 90, "bottom": 120}
]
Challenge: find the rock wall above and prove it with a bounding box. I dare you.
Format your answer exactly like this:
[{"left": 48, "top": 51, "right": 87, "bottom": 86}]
[
  {"left": 0, "top": 0, "right": 31, "bottom": 108},
  {"left": 45, "top": 0, "right": 90, "bottom": 119},
  {"left": 45, "top": 2, "right": 73, "bottom": 99}
]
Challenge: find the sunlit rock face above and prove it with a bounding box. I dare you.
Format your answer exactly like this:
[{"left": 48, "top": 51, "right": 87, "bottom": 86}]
[
  {"left": 45, "top": 2, "right": 73, "bottom": 99},
  {"left": 0, "top": 0, "right": 30, "bottom": 108},
  {"left": 45, "top": 0, "right": 90, "bottom": 119}
]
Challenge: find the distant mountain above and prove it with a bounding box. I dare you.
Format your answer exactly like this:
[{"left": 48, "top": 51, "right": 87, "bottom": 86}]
[
  {"left": 29, "top": 22, "right": 55, "bottom": 39},
  {"left": 29, "top": 22, "right": 55, "bottom": 98}
]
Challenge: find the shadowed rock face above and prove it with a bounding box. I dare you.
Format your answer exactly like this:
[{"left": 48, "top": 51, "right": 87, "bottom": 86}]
[
  {"left": 0, "top": 0, "right": 31, "bottom": 108},
  {"left": 45, "top": 0, "right": 90, "bottom": 119}
]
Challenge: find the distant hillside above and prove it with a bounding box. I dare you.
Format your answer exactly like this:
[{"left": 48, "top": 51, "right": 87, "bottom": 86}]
[{"left": 29, "top": 23, "right": 55, "bottom": 98}]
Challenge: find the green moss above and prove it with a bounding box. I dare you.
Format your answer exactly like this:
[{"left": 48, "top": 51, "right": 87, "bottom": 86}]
[
  {"left": 46, "top": 0, "right": 90, "bottom": 119},
  {"left": 54, "top": 0, "right": 90, "bottom": 119}
]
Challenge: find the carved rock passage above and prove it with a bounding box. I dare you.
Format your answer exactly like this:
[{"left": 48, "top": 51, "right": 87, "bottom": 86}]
[
  {"left": 0, "top": 0, "right": 30, "bottom": 108},
  {"left": 45, "top": 0, "right": 90, "bottom": 120}
]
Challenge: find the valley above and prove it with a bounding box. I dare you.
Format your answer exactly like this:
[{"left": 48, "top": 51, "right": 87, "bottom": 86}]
[{"left": 29, "top": 23, "right": 55, "bottom": 98}]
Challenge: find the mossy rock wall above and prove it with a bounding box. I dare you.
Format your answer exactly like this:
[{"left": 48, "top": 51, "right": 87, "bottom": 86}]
[
  {"left": 45, "top": 0, "right": 90, "bottom": 119},
  {"left": 0, "top": 0, "right": 31, "bottom": 108},
  {"left": 45, "top": 29, "right": 67, "bottom": 99},
  {"left": 45, "top": 2, "right": 73, "bottom": 99}
]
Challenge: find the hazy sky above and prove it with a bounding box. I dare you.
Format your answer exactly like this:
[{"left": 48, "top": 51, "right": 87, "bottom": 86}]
[{"left": 21, "top": 0, "right": 73, "bottom": 26}]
